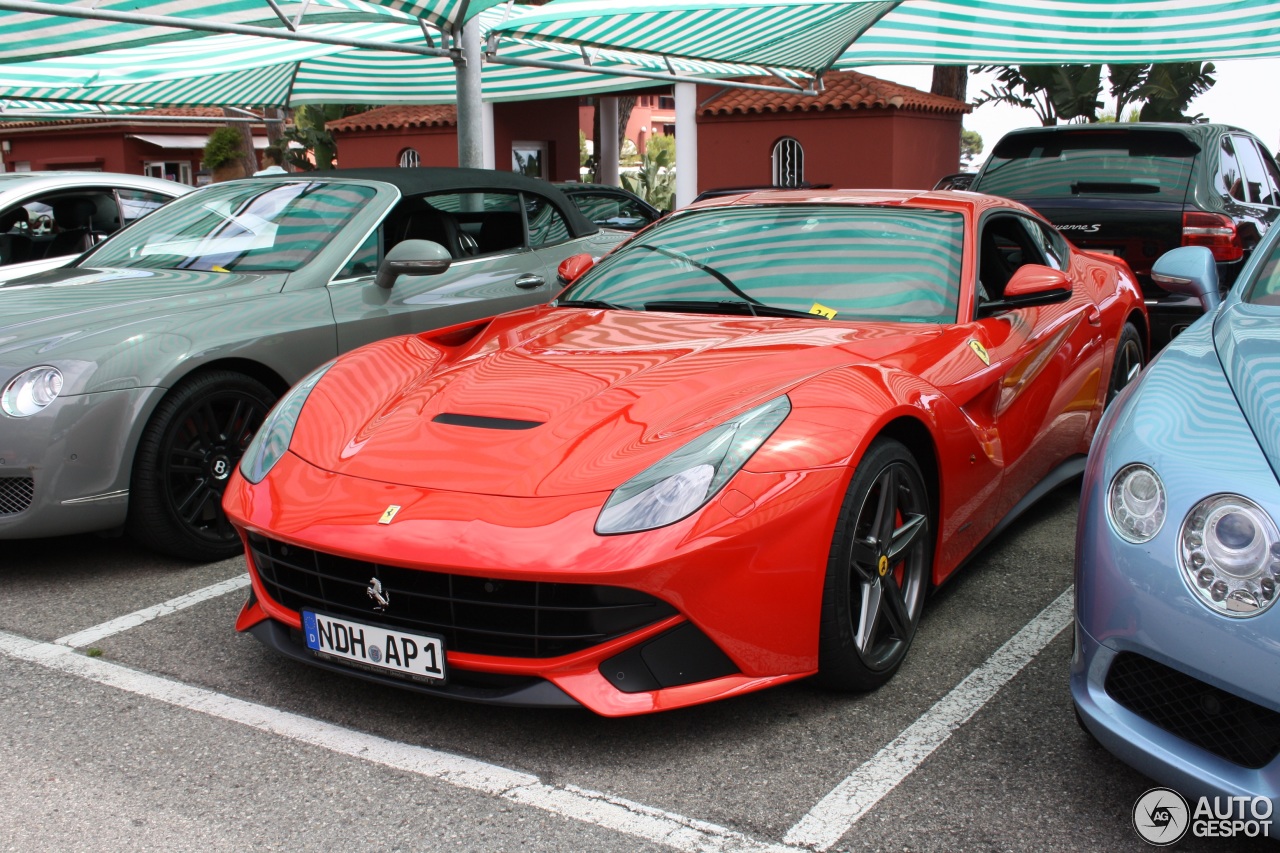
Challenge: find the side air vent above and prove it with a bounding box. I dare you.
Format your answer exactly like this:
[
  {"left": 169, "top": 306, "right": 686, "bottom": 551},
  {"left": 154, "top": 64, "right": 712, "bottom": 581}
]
[{"left": 432, "top": 413, "right": 543, "bottom": 430}]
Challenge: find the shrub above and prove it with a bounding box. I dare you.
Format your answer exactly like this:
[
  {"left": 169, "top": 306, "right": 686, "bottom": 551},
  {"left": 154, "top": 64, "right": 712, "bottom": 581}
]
[{"left": 202, "top": 127, "right": 245, "bottom": 171}]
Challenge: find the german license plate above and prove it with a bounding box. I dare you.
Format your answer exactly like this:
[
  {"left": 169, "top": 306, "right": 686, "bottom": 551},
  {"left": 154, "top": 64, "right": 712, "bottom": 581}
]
[{"left": 303, "top": 610, "right": 446, "bottom": 684}]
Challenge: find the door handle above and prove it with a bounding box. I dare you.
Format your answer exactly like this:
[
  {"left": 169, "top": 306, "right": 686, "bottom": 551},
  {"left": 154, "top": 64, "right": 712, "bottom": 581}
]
[
  {"left": 514, "top": 274, "right": 546, "bottom": 289},
  {"left": 1085, "top": 306, "right": 1102, "bottom": 326}
]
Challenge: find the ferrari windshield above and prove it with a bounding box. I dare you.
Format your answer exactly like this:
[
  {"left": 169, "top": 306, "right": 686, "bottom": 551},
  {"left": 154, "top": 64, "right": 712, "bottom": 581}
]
[
  {"left": 562, "top": 206, "right": 964, "bottom": 322},
  {"left": 85, "top": 181, "right": 377, "bottom": 273}
]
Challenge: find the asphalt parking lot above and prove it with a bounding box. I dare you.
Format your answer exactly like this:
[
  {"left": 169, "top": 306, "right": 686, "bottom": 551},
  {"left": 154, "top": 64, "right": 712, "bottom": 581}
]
[{"left": 1, "top": 484, "right": 1268, "bottom": 852}]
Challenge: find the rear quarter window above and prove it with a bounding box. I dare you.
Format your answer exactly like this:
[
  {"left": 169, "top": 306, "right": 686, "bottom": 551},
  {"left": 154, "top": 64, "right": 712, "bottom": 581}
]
[{"left": 976, "top": 130, "right": 1198, "bottom": 203}]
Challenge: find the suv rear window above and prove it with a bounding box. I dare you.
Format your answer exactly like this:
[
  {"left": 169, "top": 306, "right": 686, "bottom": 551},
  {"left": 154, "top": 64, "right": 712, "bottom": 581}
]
[{"left": 976, "top": 130, "right": 1199, "bottom": 203}]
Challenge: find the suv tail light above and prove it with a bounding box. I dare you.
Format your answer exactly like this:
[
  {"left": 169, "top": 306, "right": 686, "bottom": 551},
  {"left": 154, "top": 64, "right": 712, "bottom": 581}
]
[{"left": 1182, "top": 211, "right": 1243, "bottom": 262}]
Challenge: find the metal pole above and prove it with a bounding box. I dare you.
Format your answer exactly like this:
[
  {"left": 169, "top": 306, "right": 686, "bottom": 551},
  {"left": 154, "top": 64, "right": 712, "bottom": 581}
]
[
  {"left": 674, "top": 82, "right": 698, "bottom": 208},
  {"left": 598, "top": 96, "right": 619, "bottom": 187},
  {"left": 455, "top": 16, "right": 485, "bottom": 169}
]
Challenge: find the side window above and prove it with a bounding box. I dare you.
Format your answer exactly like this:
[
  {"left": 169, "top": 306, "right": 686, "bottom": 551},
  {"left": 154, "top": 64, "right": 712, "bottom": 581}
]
[
  {"left": 1018, "top": 218, "right": 1066, "bottom": 270},
  {"left": 524, "top": 193, "right": 571, "bottom": 247},
  {"left": 335, "top": 228, "right": 379, "bottom": 280},
  {"left": 978, "top": 214, "right": 1047, "bottom": 304},
  {"left": 117, "top": 190, "right": 172, "bottom": 227},
  {"left": 397, "top": 191, "right": 525, "bottom": 257},
  {"left": 1235, "top": 136, "right": 1279, "bottom": 206},
  {"left": 1218, "top": 136, "right": 1247, "bottom": 201}
]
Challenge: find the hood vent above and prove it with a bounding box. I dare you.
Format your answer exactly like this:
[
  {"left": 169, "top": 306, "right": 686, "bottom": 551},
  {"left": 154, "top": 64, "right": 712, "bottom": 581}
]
[{"left": 432, "top": 413, "right": 543, "bottom": 431}]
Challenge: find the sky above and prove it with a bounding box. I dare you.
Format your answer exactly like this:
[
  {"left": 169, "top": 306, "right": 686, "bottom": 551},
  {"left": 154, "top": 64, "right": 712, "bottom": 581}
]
[{"left": 858, "top": 58, "right": 1280, "bottom": 169}]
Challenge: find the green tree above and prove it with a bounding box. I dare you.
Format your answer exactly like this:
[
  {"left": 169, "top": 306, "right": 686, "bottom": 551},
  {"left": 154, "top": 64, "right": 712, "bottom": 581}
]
[
  {"left": 974, "top": 64, "right": 1103, "bottom": 125},
  {"left": 960, "top": 129, "right": 983, "bottom": 168},
  {"left": 646, "top": 133, "right": 676, "bottom": 164},
  {"left": 1137, "top": 62, "right": 1216, "bottom": 123},
  {"left": 281, "top": 104, "right": 373, "bottom": 170}
]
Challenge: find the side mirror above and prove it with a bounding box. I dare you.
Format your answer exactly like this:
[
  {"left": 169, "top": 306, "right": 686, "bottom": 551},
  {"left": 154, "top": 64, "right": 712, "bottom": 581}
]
[
  {"left": 557, "top": 252, "right": 595, "bottom": 284},
  {"left": 978, "top": 265, "right": 1073, "bottom": 315},
  {"left": 375, "top": 239, "right": 451, "bottom": 289},
  {"left": 1151, "top": 245, "right": 1221, "bottom": 313}
]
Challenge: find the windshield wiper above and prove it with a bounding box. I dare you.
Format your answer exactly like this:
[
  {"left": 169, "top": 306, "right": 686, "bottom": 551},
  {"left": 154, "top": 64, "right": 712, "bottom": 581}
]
[
  {"left": 644, "top": 299, "right": 818, "bottom": 319},
  {"left": 637, "top": 244, "right": 763, "bottom": 312},
  {"left": 557, "top": 298, "right": 631, "bottom": 310}
]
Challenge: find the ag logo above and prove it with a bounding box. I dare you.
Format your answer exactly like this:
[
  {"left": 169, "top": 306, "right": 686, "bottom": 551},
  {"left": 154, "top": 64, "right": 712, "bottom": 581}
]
[
  {"left": 1132, "top": 787, "right": 1189, "bottom": 846},
  {"left": 969, "top": 340, "right": 990, "bottom": 366}
]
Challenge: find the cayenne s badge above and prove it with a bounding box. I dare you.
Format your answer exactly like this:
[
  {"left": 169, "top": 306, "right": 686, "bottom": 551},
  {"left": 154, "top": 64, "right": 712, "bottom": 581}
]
[
  {"left": 378, "top": 505, "right": 401, "bottom": 525},
  {"left": 367, "top": 577, "right": 391, "bottom": 611}
]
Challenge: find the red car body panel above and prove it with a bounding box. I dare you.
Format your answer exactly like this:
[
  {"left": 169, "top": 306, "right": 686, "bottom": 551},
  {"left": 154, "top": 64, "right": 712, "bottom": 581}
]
[{"left": 224, "top": 190, "right": 1147, "bottom": 716}]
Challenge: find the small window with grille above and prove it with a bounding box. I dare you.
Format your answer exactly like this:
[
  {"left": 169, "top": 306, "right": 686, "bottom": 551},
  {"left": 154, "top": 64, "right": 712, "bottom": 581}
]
[
  {"left": 398, "top": 148, "right": 420, "bottom": 168},
  {"left": 772, "top": 137, "right": 804, "bottom": 188}
]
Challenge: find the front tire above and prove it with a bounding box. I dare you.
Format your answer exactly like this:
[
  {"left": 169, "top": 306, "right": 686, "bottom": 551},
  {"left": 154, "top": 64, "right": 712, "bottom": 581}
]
[
  {"left": 817, "top": 438, "right": 931, "bottom": 692},
  {"left": 127, "top": 371, "right": 276, "bottom": 562}
]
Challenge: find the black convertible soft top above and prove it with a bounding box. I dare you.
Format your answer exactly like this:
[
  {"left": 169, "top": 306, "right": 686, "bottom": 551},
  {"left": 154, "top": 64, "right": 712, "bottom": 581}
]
[{"left": 257, "top": 166, "right": 599, "bottom": 238}]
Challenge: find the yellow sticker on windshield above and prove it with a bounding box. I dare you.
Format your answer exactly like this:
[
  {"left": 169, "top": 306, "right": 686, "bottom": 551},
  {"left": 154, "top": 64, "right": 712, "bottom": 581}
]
[
  {"left": 211, "top": 265, "right": 230, "bottom": 273},
  {"left": 809, "top": 302, "right": 838, "bottom": 320}
]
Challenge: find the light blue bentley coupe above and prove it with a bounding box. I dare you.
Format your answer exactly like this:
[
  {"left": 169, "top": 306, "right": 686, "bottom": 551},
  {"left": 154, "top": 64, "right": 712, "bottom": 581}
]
[{"left": 1073, "top": 229, "right": 1280, "bottom": 810}]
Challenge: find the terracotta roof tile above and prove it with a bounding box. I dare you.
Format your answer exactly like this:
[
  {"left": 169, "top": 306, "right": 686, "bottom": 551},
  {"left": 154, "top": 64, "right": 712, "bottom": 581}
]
[
  {"left": 700, "top": 70, "right": 969, "bottom": 116},
  {"left": 0, "top": 106, "right": 230, "bottom": 130},
  {"left": 328, "top": 104, "right": 458, "bottom": 132}
]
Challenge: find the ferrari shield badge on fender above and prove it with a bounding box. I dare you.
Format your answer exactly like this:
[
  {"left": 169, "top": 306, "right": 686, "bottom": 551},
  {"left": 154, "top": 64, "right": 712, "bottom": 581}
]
[
  {"left": 969, "top": 340, "right": 991, "bottom": 366},
  {"left": 378, "top": 505, "right": 401, "bottom": 525}
]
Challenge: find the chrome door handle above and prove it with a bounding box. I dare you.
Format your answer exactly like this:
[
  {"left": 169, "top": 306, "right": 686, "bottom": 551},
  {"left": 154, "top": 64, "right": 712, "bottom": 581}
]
[{"left": 514, "top": 274, "right": 546, "bottom": 289}]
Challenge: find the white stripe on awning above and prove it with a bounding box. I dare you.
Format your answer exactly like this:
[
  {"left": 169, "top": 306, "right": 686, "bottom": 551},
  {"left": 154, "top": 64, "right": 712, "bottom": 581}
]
[{"left": 129, "top": 133, "right": 267, "bottom": 148}]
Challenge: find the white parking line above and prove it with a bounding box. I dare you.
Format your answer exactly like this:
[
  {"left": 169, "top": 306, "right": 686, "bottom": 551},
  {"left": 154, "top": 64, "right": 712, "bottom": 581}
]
[
  {"left": 0, "top": 630, "right": 795, "bottom": 853},
  {"left": 54, "top": 574, "right": 250, "bottom": 648},
  {"left": 784, "top": 588, "right": 1074, "bottom": 851}
]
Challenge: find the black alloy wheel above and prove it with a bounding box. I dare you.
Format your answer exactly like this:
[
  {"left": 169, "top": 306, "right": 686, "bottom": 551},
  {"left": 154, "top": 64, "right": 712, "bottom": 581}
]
[
  {"left": 1106, "top": 322, "right": 1144, "bottom": 407},
  {"left": 817, "top": 438, "right": 932, "bottom": 691},
  {"left": 127, "top": 370, "right": 276, "bottom": 562}
]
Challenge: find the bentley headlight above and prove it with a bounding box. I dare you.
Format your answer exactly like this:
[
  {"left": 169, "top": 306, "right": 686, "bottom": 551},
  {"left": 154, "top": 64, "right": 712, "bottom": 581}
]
[
  {"left": 2, "top": 366, "right": 64, "bottom": 418},
  {"left": 1180, "top": 495, "right": 1280, "bottom": 617},
  {"left": 238, "top": 361, "right": 334, "bottom": 484},
  {"left": 1107, "top": 463, "right": 1166, "bottom": 543},
  {"left": 596, "top": 396, "right": 790, "bottom": 535}
]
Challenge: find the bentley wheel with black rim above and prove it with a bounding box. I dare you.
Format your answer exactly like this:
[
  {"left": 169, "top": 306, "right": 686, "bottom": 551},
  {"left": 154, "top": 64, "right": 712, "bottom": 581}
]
[
  {"left": 817, "top": 438, "right": 932, "bottom": 691},
  {"left": 127, "top": 370, "right": 276, "bottom": 562}
]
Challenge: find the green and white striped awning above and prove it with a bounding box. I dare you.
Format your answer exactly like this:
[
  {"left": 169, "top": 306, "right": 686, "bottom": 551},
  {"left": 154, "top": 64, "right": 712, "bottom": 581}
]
[
  {"left": 0, "top": 8, "right": 773, "bottom": 109},
  {"left": 490, "top": 0, "right": 1280, "bottom": 72},
  {"left": 0, "top": 0, "right": 505, "bottom": 63}
]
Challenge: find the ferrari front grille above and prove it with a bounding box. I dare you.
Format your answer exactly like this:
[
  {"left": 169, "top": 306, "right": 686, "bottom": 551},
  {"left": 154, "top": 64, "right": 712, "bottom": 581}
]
[
  {"left": 0, "top": 476, "right": 34, "bottom": 515},
  {"left": 247, "top": 533, "right": 676, "bottom": 658},
  {"left": 1105, "top": 652, "right": 1280, "bottom": 769}
]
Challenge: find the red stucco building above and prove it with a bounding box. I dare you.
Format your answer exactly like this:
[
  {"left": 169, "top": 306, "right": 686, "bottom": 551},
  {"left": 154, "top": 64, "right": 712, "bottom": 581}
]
[{"left": 695, "top": 70, "right": 969, "bottom": 191}]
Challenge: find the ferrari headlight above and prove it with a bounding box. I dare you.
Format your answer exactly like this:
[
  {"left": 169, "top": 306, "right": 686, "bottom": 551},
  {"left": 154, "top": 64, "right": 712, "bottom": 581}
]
[
  {"left": 238, "top": 361, "right": 334, "bottom": 484},
  {"left": 2, "top": 366, "right": 63, "bottom": 418},
  {"left": 1107, "top": 463, "right": 1166, "bottom": 543},
  {"left": 1180, "top": 494, "right": 1280, "bottom": 617},
  {"left": 595, "top": 395, "right": 790, "bottom": 535}
]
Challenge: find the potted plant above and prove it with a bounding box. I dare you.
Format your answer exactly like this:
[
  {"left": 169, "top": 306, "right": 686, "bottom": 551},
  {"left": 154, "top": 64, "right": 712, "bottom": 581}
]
[{"left": 203, "top": 126, "right": 247, "bottom": 182}]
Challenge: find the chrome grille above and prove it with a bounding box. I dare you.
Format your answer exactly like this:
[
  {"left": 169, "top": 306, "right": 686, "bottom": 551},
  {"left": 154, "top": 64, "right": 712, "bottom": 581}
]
[{"left": 0, "top": 477, "right": 34, "bottom": 515}]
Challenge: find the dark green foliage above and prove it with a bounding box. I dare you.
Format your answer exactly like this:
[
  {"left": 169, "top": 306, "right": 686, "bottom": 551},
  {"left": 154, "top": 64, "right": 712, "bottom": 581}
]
[{"left": 202, "top": 126, "right": 245, "bottom": 170}]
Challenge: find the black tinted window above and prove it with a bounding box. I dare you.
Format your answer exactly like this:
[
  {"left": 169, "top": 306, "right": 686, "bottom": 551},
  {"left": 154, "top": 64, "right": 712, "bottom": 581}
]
[{"left": 978, "top": 130, "right": 1198, "bottom": 203}]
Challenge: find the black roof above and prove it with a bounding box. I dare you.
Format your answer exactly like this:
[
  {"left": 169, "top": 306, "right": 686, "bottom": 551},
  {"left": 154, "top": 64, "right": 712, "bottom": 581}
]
[{"left": 257, "top": 167, "right": 598, "bottom": 236}]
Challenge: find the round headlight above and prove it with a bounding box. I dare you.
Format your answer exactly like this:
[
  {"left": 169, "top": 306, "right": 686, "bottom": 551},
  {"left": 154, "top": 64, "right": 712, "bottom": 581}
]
[
  {"left": 1107, "top": 463, "right": 1166, "bottom": 543},
  {"left": 1180, "top": 495, "right": 1280, "bottom": 617},
  {"left": 2, "top": 366, "right": 64, "bottom": 418}
]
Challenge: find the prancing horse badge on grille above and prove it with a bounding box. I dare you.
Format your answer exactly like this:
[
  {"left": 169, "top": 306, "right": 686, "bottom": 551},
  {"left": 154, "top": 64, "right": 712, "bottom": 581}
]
[
  {"left": 367, "top": 577, "right": 390, "bottom": 611},
  {"left": 379, "top": 504, "right": 401, "bottom": 524}
]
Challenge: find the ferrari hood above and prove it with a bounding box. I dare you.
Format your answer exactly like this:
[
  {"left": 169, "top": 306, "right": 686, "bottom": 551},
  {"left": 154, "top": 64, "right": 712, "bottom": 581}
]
[
  {"left": 291, "top": 308, "right": 938, "bottom": 497},
  {"left": 1214, "top": 301, "right": 1280, "bottom": 482}
]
